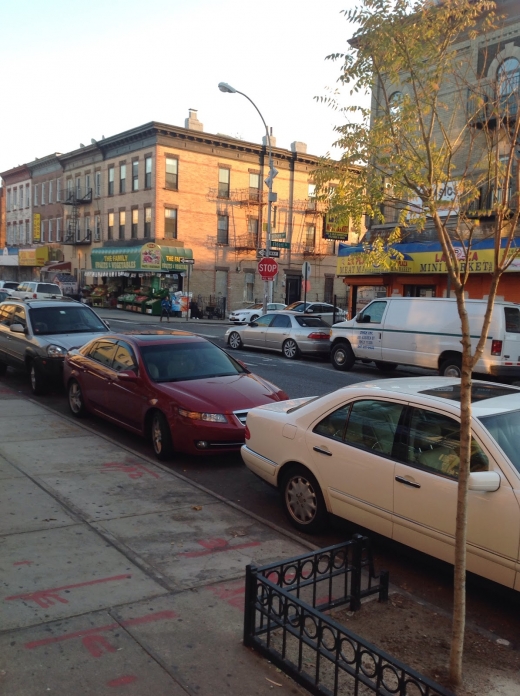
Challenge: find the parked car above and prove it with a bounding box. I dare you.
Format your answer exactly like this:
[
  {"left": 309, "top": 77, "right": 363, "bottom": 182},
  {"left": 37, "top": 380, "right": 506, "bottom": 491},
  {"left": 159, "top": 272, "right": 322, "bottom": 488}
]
[
  {"left": 12, "top": 281, "right": 63, "bottom": 300},
  {"left": 225, "top": 311, "right": 331, "bottom": 359},
  {"left": 0, "top": 298, "right": 110, "bottom": 394},
  {"left": 0, "top": 280, "right": 19, "bottom": 292},
  {"left": 228, "top": 302, "right": 286, "bottom": 324},
  {"left": 64, "top": 332, "right": 289, "bottom": 459},
  {"left": 284, "top": 301, "right": 346, "bottom": 326},
  {"left": 0, "top": 290, "right": 11, "bottom": 303},
  {"left": 242, "top": 377, "right": 520, "bottom": 590}
]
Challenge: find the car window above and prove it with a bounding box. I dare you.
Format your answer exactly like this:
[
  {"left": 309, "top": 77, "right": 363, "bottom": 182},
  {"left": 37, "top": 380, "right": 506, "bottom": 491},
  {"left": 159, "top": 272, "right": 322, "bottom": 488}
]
[
  {"left": 88, "top": 340, "right": 118, "bottom": 367},
  {"left": 313, "top": 404, "right": 351, "bottom": 442},
  {"left": 344, "top": 399, "right": 405, "bottom": 455},
  {"left": 28, "top": 306, "right": 107, "bottom": 335},
  {"left": 141, "top": 340, "right": 246, "bottom": 382},
  {"left": 295, "top": 316, "right": 329, "bottom": 327},
  {"left": 37, "top": 283, "right": 61, "bottom": 294},
  {"left": 12, "top": 306, "right": 27, "bottom": 328},
  {"left": 479, "top": 409, "right": 520, "bottom": 473},
  {"left": 113, "top": 343, "right": 137, "bottom": 372},
  {"left": 0, "top": 291, "right": 10, "bottom": 302},
  {"left": 0, "top": 304, "right": 15, "bottom": 326},
  {"left": 253, "top": 314, "right": 274, "bottom": 327},
  {"left": 504, "top": 307, "right": 520, "bottom": 333},
  {"left": 358, "top": 301, "right": 387, "bottom": 324},
  {"left": 16, "top": 284, "right": 27, "bottom": 292},
  {"left": 270, "top": 314, "right": 291, "bottom": 328},
  {"left": 285, "top": 302, "right": 304, "bottom": 312},
  {"left": 406, "top": 408, "right": 488, "bottom": 478}
]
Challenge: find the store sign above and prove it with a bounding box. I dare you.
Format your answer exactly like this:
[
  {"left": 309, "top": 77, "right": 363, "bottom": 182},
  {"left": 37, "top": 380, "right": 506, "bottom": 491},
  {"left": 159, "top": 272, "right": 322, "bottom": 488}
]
[
  {"left": 33, "top": 213, "right": 41, "bottom": 242},
  {"left": 19, "top": 247, "right": 49, "bottom": 267},
  {"left": 324, "top": 213, "right": 349, "bottom": 241},
  {"left": 90, "top": 244, "right": 193, "bottom": 272}
]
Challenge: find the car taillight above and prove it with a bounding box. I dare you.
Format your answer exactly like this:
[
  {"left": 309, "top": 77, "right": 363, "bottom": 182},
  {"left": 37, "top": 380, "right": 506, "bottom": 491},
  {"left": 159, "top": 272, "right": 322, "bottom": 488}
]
[
  {"left": 244, "top": 425, "right": 250, "bottom": 440},
  {"left": 33, "top": 293, "right": 37, "bottom": 298},
  {"left": 491, "top": 340, "right": 502, "bottom": 356},
  {"left": 307, "top": 332, "right": 330, "bottom": 340}
]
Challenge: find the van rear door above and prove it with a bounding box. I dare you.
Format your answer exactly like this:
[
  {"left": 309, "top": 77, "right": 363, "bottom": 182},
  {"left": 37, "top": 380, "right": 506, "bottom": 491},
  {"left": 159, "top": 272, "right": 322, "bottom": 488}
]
[
  {"left": 501, "top": 306, "right": 520, "bottom": 366},
  {"left": 351, "top": 300, "right": 388, "bottom": 361}
]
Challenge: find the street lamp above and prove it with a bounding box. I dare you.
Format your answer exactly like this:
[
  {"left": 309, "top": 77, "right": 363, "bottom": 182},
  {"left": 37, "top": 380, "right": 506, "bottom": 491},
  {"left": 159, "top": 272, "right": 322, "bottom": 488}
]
[{"left": 218, "top": 82, "right": 277, "bottom": 313}]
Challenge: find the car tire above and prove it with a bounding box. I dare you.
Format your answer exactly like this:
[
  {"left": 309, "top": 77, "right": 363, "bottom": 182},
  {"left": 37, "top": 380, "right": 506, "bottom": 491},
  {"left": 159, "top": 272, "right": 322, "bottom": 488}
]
[
  {"left": 440, "top": 356, "right": 462, "bottom": 378},
  {"left": 280, "top": 465, "right": 328, "bottom": 534},
  {"left": 0, "top": 361, "right": 7, "bottom": 376},
  {"left": 151, "top": 411, "right": 174, "bottom": 460},
  {"left": 29, "top": 361, "right": 49, "bottom": 396},
  {"left": 282, "top": 339, "right": 300, "bottom": 360},
  {"left": 331, "top": 342, "right": 355, "bottom": 371},
  {"left": 374, "top": 361, "right": 398, "bottom": 373},
  {"left": 228, "top": 331, "right": 243, "bottom": 350},
  {"left": 250, "top": 314, "right": 259, "bottom": 321},
  {"left": 68, "top": 379, "right": 87, "bottom": 417}
]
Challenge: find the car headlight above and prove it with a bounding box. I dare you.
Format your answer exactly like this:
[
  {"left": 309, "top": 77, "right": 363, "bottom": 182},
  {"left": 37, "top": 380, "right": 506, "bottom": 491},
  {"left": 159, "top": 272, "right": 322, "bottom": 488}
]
[
  {"left": 47, "top": 344, "right": 67, "bottom": 357},
  {"left": 178, "top": 408, "right": 227, "bottom": 423}
]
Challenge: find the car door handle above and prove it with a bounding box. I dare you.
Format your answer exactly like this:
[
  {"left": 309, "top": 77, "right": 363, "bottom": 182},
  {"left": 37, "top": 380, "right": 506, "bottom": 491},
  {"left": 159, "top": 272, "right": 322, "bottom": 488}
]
[
  {"left": 313, "top": 446, "right": 332, "bottom": 456},
  {"left": 395, "top": 476, "right": 421, "bottom": 489}
]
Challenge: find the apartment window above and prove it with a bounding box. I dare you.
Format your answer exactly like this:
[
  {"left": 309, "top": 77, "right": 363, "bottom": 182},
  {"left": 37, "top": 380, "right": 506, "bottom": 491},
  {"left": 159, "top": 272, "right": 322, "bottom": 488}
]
[
  {"left": 13, "top": 221, "right": 18, "bottom": 244},
  {"left": 7, "top": 223, "right": 12, "bottom": 245},
  {"left": 145, "top": 156, "right": 152, "bottom": 188},
  {"left": 218, "top": 167, "right": 230, "bottom": 198},
  {"left": 498, "top": 57, "right": 520, "bottom": 99},
  {"left": 95, "top": 171, "right": 101, "bottom": 197},
  {"left": 94, "top": 215, "right": 101, "bottom": 241},
  {"left": 85, "top": 174, "right": 91, "bottom": 196},
  {"left": 19, "top": 186, "right": 24, "bottom": 209},
  {"left": 249, "top": 172, "right": 260, "bottom": 201},
  {"left": 41, "top": 220, "right": 46, "bottom": 243},
  {"left": 25, "top": 220, "right": 31, "bottom": 244},
  {"left": 33, "top": 184, "right": 39, "bottom": 207},
  {"left": 67, "top": 179, "right": 73, "bottom": 199},
  {"left": 131, "top": 209, "right": 138, "bottom": 238},
  {"left": 56, "top": 180, "right": 61, "bottom": 202},
  {"left": 75, "top": 177, "right": 81, "bottom": 199},
  {"left": 132, "top": 160, "right": 139, "bottom": 191},
  {"left": 305, "top": 224, "right": 316, "bottom": 248},
  {"left": 13, "top": 188, "right": 18, "bottom": 209},
  {"left": 41, "top": 183, "right": 46, "bottom": 206},
  {"left": 217, "top": 214, "right": 229, "bottom": 244},
  {"left": 119, "top": 164, "right": 126, "bottom": 193},
  {"left": 56, "top": 218, "right": 61, "bottom": 242},
  {"left": 247, "top": 217, "right": 259, "bottom": 246},
  {"left": 49, "top": 180, "right": 54, "bottom": 203},
  {"left": 144, "top": 205, "right": 151, "bottom": 237},
  {"left": 85, "top": 215, "right": 91, "bottom": 241},
  {"left": 164, "top": 208, "right": 177, "bottom": 239},
  {"left": 108, "top": 166, "right": 114, "bottom": 196},
  {"left": 48, "top": 219, "right": 53, "bottom": 242},
  {"left": 6, "top": 189, "right": 11, "bottom": 211},
  {"left": 25, "top": 183, "right": 30, "bottom": 207},
  {"left": 119, "top": 211, "right": 126, "bottom": 240},
  {"left": 108, "top": 212, "right": 114, "bottom": 240},
  {"left": 165, "top": 156, "right": 178, "bottom": 189}
]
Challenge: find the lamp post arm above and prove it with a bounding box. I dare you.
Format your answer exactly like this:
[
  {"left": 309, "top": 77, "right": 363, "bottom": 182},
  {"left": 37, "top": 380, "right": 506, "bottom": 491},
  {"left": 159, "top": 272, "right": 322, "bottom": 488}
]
[{"left": 233, "top": 90, "right": 271, "bottom": 151}]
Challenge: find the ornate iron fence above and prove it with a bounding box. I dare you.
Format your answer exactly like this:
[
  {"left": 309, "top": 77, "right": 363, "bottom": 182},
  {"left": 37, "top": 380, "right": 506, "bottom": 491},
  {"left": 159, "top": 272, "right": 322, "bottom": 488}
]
[{"left": 244, "top": 536, "right": 454, "bottom": 696}]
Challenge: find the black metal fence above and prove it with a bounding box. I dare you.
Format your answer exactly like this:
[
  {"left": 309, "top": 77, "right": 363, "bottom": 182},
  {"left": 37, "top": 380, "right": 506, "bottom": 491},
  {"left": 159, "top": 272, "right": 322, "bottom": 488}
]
[{"left": 244, "top": 536, "right": 454, "bottom": 696}]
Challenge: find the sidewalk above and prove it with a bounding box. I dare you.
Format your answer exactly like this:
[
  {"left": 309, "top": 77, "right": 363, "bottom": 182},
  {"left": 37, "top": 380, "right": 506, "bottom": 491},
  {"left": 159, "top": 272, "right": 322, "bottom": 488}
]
[
  {"left": 96, "top": 307, "right": 231, "bottom": 328},
  {"left": 0, "top": 384, "right": 309, "bottom": 695}
]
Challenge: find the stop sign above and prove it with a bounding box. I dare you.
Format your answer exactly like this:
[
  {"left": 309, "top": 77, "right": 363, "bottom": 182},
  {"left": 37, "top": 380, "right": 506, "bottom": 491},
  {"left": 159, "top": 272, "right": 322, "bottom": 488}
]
[{"left": 257, "top": 258, "right": 279, "bottom": 280}]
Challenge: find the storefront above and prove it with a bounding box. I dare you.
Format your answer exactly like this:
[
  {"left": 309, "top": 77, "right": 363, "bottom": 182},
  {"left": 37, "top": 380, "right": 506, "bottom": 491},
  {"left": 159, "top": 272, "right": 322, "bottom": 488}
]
[
  {"left": 17, "top": 247, "right": 50, "bottom": 282},
  {"left": 86, "top": 243, "right": 194, "bottom": 313},
  {"left": 337, "top": 239, "right": 520, "bottom": 317}
]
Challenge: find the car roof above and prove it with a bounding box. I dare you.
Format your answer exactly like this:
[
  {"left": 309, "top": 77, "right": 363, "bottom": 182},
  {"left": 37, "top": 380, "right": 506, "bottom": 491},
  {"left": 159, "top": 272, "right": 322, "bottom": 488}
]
[
  {"left": 7, "top": 298, "right": 81, "bottom": 307},
  {"left": 106, "top": 331, "right": 204, "bottom": 346}
]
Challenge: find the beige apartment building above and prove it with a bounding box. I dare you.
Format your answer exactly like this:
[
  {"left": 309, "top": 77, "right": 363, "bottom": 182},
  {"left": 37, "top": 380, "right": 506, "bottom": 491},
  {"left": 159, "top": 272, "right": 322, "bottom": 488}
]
[{"left": 1, "top": 111, "right": 354, "bottom": 313}]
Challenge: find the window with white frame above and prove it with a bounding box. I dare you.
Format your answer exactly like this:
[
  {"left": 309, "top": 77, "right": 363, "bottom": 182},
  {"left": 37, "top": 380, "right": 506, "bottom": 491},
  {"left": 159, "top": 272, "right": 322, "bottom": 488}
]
[
  {"left": 118, "top": 211, "right": 125, "bottom": 240},
  {"left": 144, "top": 205, "right": 151, "bottom": 237},
  {"left": 67, "top": 179, "right": 73, "bottom": 198},
  {"left": 13, "top": 188, "right": 18, "bottom": 210},
  {"left": 165, "top": 156, "right": 178, "bottom": 189},
  {"left": 48, "top": 219, "right": 53, "bottom": 242},
  {"left": 164, "top": 208, "right": 177, "bottom": 238},
  {"left": 33, "top": 184, "right": 39, "bottom": 207},
  {"left": 41, "top": 220, "right": 46, "bottom": 243},
  {"left": 25, "top": 220, "right": 31, "bottom": 244},
  {"left": 25, "top": 183, "right": 30, "bottom": 207},
  {"left": 217, "top": 214, "right": 229, "bottom": 244},
  {"left": 132, "top": 160, "right": 139, "bottom": 191},
  {"left": 95, "top": 215, "right": 101, "bottom": 241},
  {"left": 76, "top": 176, "right": 81, "bottom": 199},
  {"left": 56, "top": 180, "right": 61, "bottom": 202},
  {"left": 85, "top": 174, "right": 91, "bottom": 196},
  {"left": 108, "top": 212, "right": 114, "bottom": 240},
  {"left": 19, "top": 186, "right": 23, "bottom": 209},
  {"left": 145, "top": 156, "right": 152, "bottom": 188},
  {"left": 305, "top": 224, "right": 316, "bottom": 249},
  {"left": 56, "top": 218, "right": 61, "bottom": 242},
  {"left": 48, "top": 180, "right": 53, "bottom": 203},
  {"left": 7, "top": 223, "right": 12, "bottom": 245},
  {"left": 131, "top": 209, "right": 138, "bottom": 238},
  {"left": 13, "top": 222, "right": 18, "bottom": 244},
  {"left": 41, "top": 183, "right": 46, "bottom": 205},
  {"left": 218, "top": 167, "right": 230, "bottom": 198},
  {"left": 6, "top": 189, "right": 11, "bottom": 211},
  {"left": 19, "top": 220, "right": 25, "bottom": 244},
  {"left": 95, "top": 171, "right": 101, "bottom": 197},
  {"left": 85, "top": 215, "right": 90, "bottom": 240}
]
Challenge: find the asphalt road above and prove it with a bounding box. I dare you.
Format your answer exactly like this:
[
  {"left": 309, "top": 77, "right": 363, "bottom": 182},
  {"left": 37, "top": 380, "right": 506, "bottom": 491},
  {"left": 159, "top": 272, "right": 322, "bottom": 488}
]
[{"left": 1, "top": 311, "right": 519, "bottom": 646}]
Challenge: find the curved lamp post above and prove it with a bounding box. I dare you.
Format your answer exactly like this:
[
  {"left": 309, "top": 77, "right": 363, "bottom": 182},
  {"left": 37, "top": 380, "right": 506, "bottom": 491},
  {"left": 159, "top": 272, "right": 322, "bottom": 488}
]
[{"left": 218, "top": 82, "right": 277, "bottom": 312}]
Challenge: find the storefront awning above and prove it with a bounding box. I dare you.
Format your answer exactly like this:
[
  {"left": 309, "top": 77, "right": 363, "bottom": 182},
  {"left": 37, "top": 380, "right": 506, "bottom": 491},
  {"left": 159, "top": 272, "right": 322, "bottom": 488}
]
[
  {"left": 90, "top": 243, "right": 193, "bottom": 273},
  {"left": 41, "top": 261, "right": 72, "bottom": 273}
]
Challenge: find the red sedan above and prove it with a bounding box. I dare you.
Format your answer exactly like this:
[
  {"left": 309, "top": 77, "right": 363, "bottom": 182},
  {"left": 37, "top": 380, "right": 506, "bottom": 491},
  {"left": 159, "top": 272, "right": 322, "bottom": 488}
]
[{"left": 63, "top": 332, "right": 288, "bottom": 459}]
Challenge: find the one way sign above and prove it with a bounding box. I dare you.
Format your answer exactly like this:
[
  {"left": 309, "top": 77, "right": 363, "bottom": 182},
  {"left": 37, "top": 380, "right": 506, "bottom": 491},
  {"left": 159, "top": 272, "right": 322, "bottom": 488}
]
[{"left": 257, "top": 248, "right": 280, "bottom": 259}]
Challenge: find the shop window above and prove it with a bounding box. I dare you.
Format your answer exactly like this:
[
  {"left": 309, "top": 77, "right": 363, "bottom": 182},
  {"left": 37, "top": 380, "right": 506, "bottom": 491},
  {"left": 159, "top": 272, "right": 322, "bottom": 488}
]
[
  {"left": 145, "top": 156, "right": 152, "bottom": 188},
  {"left": 217, "top": 215, "right": 228, "bottom": 244},
  {"left": 131, "top": 209, "right": 138, "bottom": 239},
  {"left": 218, "top": 167, "right": 230, "bottom": 198},
  {"left": 165, "top": 208, "right": 177, "bottom": 239},
  {"left": 108, "top": 166, "right": 114, "bottom": 196},
  {"left": 108, "top": 212, "right": 114, "bottom": 240},
  {"left": 144, "top": 206, "right": 152, "bottom": 237},
  {"left": 120, "top": 164, "right": 126, "bottom": 193},
  {"left": 132, "top": 161, "right": 139, "bottom": 191},
  {"left": 165, "top": 156, "right": 178, "bottom": 190}
]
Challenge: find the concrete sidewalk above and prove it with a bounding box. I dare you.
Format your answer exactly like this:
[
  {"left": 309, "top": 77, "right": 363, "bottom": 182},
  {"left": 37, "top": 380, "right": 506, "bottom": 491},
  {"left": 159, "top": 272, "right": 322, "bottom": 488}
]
[
  {"left": 96, "top": 307, "right": 230, "bottom": 328},
  {"left": 0, "top": 384, "right": 309, "bottom": 695}
]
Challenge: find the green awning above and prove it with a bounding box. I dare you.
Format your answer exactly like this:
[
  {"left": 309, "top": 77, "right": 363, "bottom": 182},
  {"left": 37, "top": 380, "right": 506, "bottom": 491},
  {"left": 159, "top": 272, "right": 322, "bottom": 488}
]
[{"left": 90, "top": 243, "right": 193, "bottom": 272}]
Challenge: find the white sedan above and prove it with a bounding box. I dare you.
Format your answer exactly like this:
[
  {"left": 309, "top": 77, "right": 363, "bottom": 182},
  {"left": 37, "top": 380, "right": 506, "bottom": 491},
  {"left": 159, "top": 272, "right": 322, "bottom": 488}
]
[
  {"left": 242, "top": 377, "right": 520, "bottom": 590},
  {"left": 228, "top": 302, "right": 286, "bottom": 324}
]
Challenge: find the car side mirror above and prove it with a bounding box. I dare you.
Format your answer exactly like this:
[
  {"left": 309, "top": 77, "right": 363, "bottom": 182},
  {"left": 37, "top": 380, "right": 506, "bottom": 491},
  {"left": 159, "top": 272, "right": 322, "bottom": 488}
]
[
  {"left": 10, "top": 323, "right": 26, "bottom": 334},
  {"left": 117, "top": 369, "right": 138, "bottom": 381},
  {"left": 468, "top": 471, "right": 500, "bottom": 492}
]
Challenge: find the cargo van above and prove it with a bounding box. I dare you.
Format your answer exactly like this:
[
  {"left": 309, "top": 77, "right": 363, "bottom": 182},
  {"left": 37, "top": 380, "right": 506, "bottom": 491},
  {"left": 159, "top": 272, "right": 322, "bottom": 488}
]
[{"left": 329, "top": 297, "right": 520, "bottom": 379}]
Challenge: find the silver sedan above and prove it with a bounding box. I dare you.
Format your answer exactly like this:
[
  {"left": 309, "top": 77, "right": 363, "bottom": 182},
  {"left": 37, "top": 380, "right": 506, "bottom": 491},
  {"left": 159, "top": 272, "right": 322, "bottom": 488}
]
[{"left": 225, "top": 311, "right": 331, "bottom": 359}]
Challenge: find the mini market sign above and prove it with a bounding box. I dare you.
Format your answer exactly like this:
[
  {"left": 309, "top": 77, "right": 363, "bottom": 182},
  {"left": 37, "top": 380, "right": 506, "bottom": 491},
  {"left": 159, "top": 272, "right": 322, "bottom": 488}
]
[{"left": 90, "top": 243, "right": 193, "bottom": 273}]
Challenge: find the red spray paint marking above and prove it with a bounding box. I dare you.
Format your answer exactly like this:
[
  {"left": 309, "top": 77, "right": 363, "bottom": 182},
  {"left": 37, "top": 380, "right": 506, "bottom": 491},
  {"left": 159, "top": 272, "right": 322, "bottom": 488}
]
[
  {"left": 207, "top": 579, "right": 245, "bottom": 610},
  {"left": 107, "top": 675, "right": 139, "bottom": 687},
  {"left": 178, "top": 537, "right": 260, "bottom": 558},
  {"left": 101, "top": 460, "right": 160, "bottom": 480},
  {"left": 24, "top": 610, "right": 177, "bottom": 654},
  {"left": 5, "top": 573, "right": 132, "bottom": 608},
  {"left": 13, "top": 560, "right": 34, "bottom": 566}
]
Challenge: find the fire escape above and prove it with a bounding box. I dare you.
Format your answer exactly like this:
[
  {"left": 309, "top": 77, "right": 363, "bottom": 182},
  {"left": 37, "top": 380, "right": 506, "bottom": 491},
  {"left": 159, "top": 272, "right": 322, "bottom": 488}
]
[
  {"left": 206, "top": 187, "right": 264, "bottom": 257},
  {"left": 63, "top": 185, "right": 93, "bottom": 244}
]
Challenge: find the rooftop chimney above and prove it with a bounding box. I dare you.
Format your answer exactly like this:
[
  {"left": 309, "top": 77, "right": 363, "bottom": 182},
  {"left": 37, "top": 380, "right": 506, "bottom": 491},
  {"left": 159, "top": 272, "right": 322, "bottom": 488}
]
[
  {"left": 185, "top": 109, "right": 203, "bottom": 132},
  {"left": 290, "top": 141, "right": 307, "bottom": 154},
  {"left": 262, "top": 127, "right": 276, "bottom": 148}
]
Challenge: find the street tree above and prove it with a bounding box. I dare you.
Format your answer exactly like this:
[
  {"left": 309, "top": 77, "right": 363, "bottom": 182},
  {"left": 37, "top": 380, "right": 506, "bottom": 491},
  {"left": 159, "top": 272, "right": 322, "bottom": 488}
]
[{"left": 315, "top": 0, "right": 520, "bottom": 688}]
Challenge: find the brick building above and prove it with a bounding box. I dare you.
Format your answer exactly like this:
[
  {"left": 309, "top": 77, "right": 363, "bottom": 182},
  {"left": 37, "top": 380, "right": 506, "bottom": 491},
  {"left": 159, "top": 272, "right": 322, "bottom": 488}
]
[{"left": 1, "top": 111, "right": 355, "bottom": 313}]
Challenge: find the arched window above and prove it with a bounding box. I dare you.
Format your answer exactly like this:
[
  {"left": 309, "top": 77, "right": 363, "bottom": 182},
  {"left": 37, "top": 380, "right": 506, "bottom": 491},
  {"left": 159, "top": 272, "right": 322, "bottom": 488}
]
[
  {"left": 497, "top": 57, "right": 520, "bottom": 98},
  {"left": 389, "top": 91, "right": 403, "bottom": 116}
]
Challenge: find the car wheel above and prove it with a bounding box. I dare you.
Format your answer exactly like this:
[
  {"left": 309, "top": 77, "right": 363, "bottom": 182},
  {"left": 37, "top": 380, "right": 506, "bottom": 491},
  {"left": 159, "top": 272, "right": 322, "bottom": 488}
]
[
  {"left": 151, "top": 411, "right": 174, "bottom": 460},
  {"left": 282, "top": 339, "right": 300, "bottom": 360},
  {"left": 228, "top": 331, "right": 243, "bottom": 350},
  {"left": 440, "top": 356, "right": 462, "bottom": 378},
  {"left": 331, "top": 342, "right": 355, "bottom": 371},
  {"left": 29, "top": 361, "right": 49, "bottom": 396},
  {"left": 281, "top": 465, "right": 327, "bottom": 534},
  {"left": 250, "top": 314, "right": 259, "bottom": 321},
  {"left": 0, "top": 362, "right": 7, "bottom": 376},
  {"left": 68, "top": 379, "right": 87, "bottom": 417},
  {"left": 374, "top": 361, "right": 398, "bottom": 373}
]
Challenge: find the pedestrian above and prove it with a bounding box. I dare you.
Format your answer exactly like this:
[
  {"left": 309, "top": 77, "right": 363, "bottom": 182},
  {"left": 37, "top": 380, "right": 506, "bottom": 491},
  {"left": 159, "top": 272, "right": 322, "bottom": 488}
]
[
  {"left": 189, "top": 299, "right": 200, "bottom": 319},
  {"left": 160, "top": 295, "right": 172, "bottom": 322}
]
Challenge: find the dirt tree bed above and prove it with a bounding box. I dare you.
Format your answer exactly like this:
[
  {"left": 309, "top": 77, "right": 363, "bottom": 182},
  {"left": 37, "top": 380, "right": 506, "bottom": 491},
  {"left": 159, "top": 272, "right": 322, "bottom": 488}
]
[{"left": 331, "top": 593, "right": 520, "bottom": 695}]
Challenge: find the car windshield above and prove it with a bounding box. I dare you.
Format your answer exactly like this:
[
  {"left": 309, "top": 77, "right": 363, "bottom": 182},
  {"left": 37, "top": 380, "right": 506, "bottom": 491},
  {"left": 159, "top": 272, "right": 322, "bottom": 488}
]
[
  {"left": 29, "top": 306, "right": 107, "bottom": 335},
  {"left": 38, "top": 284, "right": 61, "bottom": 294},
  {"left": 140, "top": 341, "right": 247, "bottom": 382},
  {"left": 479, "top": 409, "right": 520, "bottom": 473}
]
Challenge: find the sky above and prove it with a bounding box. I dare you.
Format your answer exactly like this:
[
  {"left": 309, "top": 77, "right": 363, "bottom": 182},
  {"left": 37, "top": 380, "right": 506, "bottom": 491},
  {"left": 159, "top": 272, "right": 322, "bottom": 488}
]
[{"left": 0, "top": 0, "right": 368, "bottom": 174}]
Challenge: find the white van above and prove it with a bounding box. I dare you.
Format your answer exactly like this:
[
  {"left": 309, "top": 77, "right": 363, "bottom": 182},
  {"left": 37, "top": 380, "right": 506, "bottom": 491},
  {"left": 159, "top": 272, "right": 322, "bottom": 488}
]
[
  {"left": 329, "top": 297, "right": 520, "bottom": 379},
  {"left": 12, "top": 282, "right": 63, "bottom": 300}
]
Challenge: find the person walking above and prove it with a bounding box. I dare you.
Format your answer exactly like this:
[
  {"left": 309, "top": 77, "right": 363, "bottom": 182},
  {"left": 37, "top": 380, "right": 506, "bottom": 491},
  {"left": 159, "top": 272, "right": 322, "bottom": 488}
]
[{"left": 160, "top": 295, "right": 172, "bottom": 322}]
